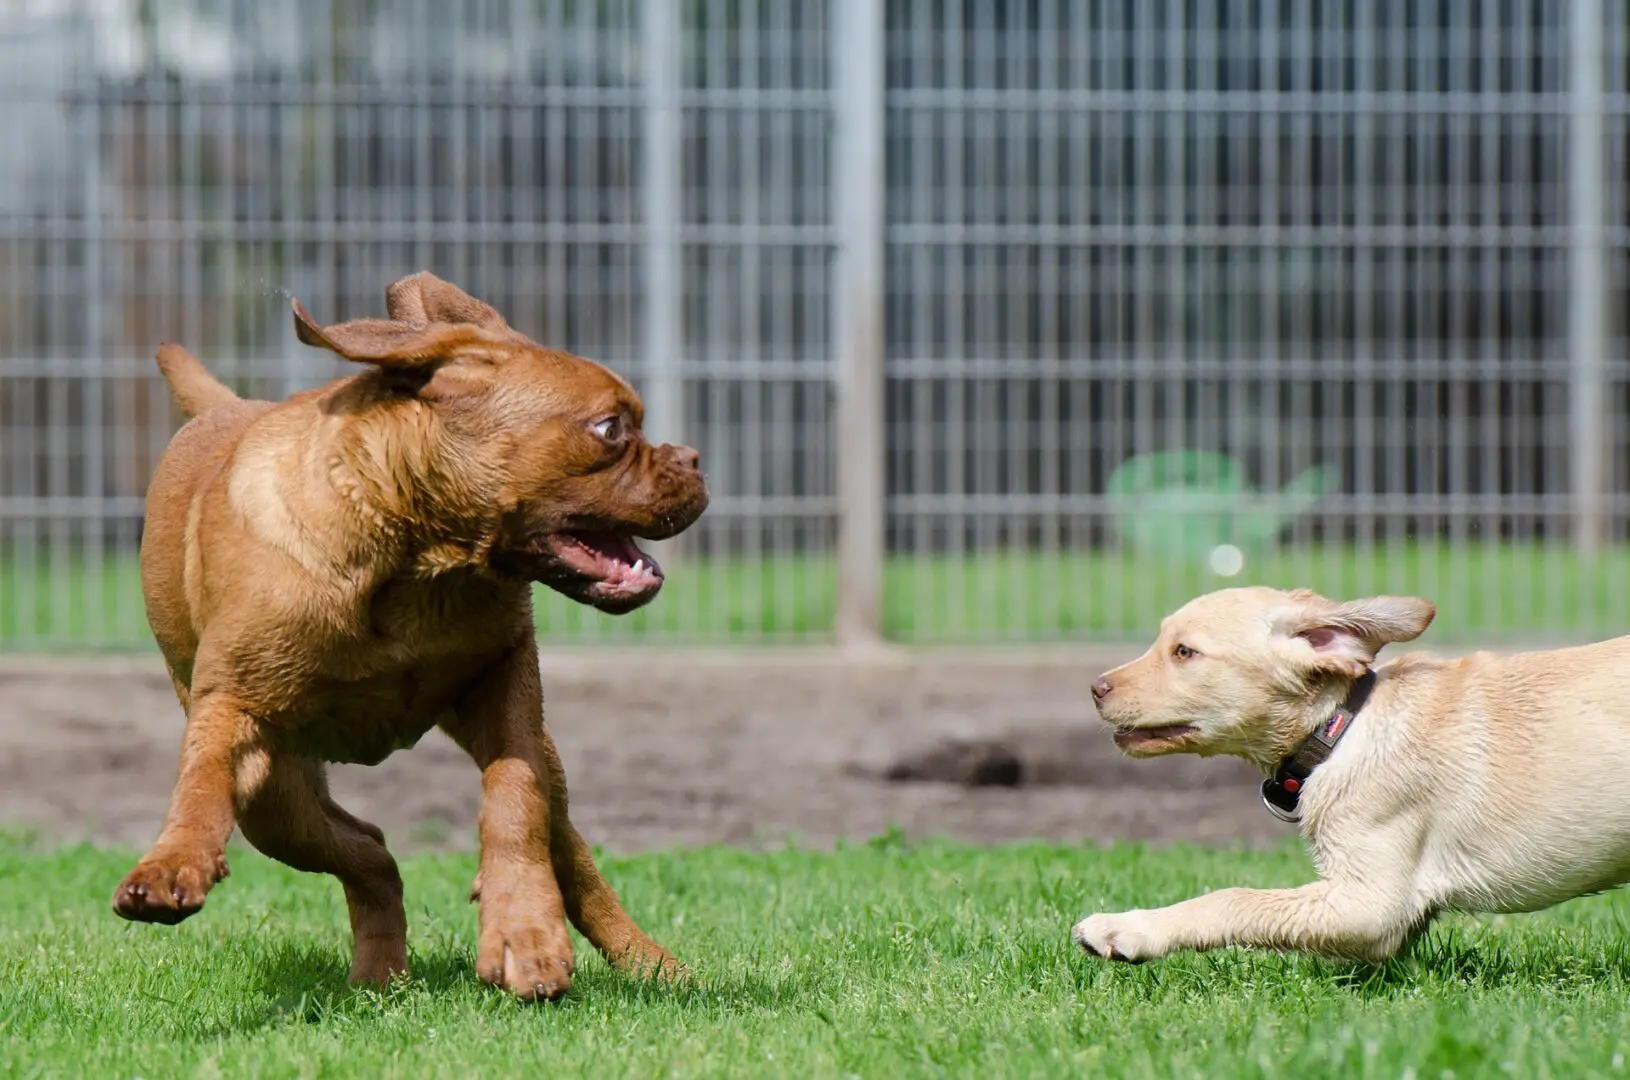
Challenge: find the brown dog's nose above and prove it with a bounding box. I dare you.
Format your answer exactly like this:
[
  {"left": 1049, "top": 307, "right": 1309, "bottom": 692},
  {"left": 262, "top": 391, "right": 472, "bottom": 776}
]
[
  {"left": 1091, "top": 676, "right": 1113, "bottom": 702},
  {"left": 671, "top": 445, "right": 701, "bottom": 472}
]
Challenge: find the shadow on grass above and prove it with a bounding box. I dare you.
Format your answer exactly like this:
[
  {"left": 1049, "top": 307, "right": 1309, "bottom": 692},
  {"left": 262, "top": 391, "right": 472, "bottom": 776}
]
[
  {"left": 196, "top": 938, "right": 824, "bottom": 1040},
  {"left": 1289, "top": 922, "right": 1630, "bottom": 1003},
  {"left": 1339, "top": 923, "right": 1630, "bottom": 995},
  {"left": 1068, "top": 921, "right": 1630, "bottom": 1005}
]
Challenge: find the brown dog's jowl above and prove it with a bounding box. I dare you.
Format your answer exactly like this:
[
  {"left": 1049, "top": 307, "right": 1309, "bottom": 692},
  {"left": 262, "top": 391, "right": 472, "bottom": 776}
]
[{"left": 115, "top": 271, "right": 708, "bottom": 1000}]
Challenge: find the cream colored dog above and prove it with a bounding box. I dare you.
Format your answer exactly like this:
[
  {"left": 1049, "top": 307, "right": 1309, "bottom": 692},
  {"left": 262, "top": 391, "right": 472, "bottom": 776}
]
[{"left": 1074, "top": 586, "right": 1630, "bottom": 965}]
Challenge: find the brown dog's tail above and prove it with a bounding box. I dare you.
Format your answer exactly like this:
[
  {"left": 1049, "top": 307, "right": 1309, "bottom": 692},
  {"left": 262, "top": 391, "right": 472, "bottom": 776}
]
[{"left": 155, "top": 343, "right": 239, "bottom": 417}]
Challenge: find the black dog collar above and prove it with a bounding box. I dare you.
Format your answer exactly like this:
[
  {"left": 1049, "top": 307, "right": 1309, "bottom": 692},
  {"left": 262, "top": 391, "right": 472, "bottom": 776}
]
[{"left": 1260, "top": 670, "right": 1377, "bottom": 823}]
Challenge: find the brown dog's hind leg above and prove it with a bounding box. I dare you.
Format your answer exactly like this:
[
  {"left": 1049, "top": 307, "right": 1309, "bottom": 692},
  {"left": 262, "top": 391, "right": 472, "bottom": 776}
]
[
  {"left": 236, "top": 755, "right": 408, "bottom": 987},
  {"left": 113, "top": 692, "right": 259, "bottom": 924},
  {"left": 236, "top": 755, "right": 407, "bottom": 983}
]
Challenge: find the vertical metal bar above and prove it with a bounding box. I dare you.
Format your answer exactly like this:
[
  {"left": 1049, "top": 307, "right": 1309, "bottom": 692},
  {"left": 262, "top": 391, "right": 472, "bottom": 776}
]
[
  {"left": 1161, "top": 0, "right": 1185, "bottom": 589},
  {"left": 832, "top": 0, "right": 886, "bottom": 646},
  {"left": 80, "top": 33, "right": 108, "bottom": 645},
  {"left": 1443, "top": 4, "right": 1469, "bottom": 611},
  {"left": 905, "top": 0, "right": 932, "bottom": 639},
  {"left": 765, "top": 0, "right": 791, "bottom": 639},
  {"left": 943, "top": 12, "right": 967, "bottom": 636},
  {"left": 1353, "top": 3, "right": 1376, "bottom": 588},
  {"left": 1570, "top": 0, "right": 1609, "bottom": 556},
  {"left": 315, "top": 0, "right": 337, "bottom": 364},
  {"left": 701, "top": 2, "right": 731, "bottom": 639},
  {"left": 1475, "top": 7, "right": 1502, "bottom": 626},
  {"left": 279, "top": 7, "right": 303, "bottom": 404},
  {"left": 1383, "top": 0, "right": 1408, "bottom": 590},
  {"left": 1036, "top": 0, "right": 1060, "bottom": 634},
  {"left": 1129, "top": 4, "right": 1155, "bottom": 622},
  {"left": 970, "top": 4, "right": 996, "bottom": 637},
  {"left": 1098, "top": 1, "right": 1127, "bottom": 630},
  {"left": 739, "top": 1, "right": 763, "bottom": 621},
  {"left": 810, "top": 1, "right": 833, "bottom": 640},
  {"left": 412, "top": 0, "right": 433, "bottom": 286}
]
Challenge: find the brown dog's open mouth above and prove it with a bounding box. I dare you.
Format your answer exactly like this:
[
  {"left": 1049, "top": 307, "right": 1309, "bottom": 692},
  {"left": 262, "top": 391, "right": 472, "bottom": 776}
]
[
  {"left": 536, "top": 529, "right": 665, "bottom": 613},
  {"left": 1112, "top": 724, "right": 1198, "bottom": 753}
]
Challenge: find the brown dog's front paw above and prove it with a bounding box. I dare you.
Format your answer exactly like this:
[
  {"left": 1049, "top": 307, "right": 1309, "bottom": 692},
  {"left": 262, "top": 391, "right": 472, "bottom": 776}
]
[
  {"left": 112, "top": 850, "right": 229, "bottom": 925},
  {"left": 478, "top": 921, "right": 575, "bottom": 1001}
]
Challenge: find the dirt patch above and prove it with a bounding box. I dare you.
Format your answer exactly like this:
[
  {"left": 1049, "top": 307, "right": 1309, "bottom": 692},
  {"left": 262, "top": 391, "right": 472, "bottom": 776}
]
[
  {"left": 0, "top": 648, "right": 1295, "bottom": 854},
  {"left": 871, "top": 727, "right": 1258, "bottom": 790}
]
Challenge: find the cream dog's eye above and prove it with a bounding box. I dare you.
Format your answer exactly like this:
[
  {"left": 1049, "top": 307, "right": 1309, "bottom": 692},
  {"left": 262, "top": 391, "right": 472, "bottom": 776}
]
[
  {"left": 593, "top": 417, "right": 622, "bottom": 441},
  {"left": 1173, "top": 644, "right": 1197, "bottom": 661}
]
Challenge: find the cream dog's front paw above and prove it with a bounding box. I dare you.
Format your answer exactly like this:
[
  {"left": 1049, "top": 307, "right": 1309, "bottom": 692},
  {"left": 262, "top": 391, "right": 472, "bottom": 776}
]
[{"left": 1072, "top": 911, "right": 1165, "bottom": 963}]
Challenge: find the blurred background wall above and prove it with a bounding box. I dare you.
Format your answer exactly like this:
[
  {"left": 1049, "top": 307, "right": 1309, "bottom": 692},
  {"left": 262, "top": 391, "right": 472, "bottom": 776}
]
[{"left": 1, "top": 0, "right": 1627, "bottom": 649}]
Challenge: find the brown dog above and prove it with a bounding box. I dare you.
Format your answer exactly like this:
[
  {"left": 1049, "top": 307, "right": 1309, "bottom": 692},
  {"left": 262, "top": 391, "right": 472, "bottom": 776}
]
[{"left": 114, "top": 272, "right": 708, "bottom": 1000}]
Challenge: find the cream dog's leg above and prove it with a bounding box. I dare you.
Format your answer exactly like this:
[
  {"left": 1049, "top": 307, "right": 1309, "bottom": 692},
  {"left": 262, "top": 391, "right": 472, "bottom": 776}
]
[{"left": 1074, "top": 873, "right": 1425, "bottom": 964}]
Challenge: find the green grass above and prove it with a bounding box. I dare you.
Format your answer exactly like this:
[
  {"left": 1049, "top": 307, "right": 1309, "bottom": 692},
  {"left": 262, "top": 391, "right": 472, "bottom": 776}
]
[
  {"left": 4, "top": 834, "right": 1630, "bottom": 1078},
  {"left": 8, "top": 541, "right": 1630, "bottom": 649}
]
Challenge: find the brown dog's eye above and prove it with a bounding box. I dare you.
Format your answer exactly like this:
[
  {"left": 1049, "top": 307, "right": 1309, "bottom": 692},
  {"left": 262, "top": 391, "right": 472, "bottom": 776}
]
[
  {"left": 592, "top": 416, "right": 622, "bottom": 442},
  {"left": 1173, "top": 644, "right": 1196, "bottom": 661}
]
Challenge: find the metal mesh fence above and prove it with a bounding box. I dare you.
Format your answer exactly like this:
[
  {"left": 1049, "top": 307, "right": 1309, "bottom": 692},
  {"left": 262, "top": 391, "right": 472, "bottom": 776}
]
[{"left": 1, "top": 1, "right": 1627, "bottom": 649}]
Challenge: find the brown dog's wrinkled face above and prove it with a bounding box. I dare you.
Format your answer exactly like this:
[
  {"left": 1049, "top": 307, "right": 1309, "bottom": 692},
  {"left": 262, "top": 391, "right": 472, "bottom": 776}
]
[
  {"left": 471, "top": 352, "right": 708, "bottom": 614},
  {"left": 294, "top": 272, "right": 709, "bottom": 614},
  {"left": 1089, "top": 587, "right": 1435, "bottom": 766}
]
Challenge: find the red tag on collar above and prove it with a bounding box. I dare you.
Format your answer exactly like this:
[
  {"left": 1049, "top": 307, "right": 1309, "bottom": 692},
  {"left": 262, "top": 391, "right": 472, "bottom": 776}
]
[{"left": 1321, "top": 709, "right": 1351, "bottom": 742}]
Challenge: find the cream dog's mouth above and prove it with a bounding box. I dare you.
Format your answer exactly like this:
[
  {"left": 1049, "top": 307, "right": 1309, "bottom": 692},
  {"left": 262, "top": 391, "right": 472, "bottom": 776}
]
[
  {"left": 1111, "top": 723, "right": 1199, "bottom": 752},
  {"left": 536, "top": 529, "right": 665, "bottom": 612}
]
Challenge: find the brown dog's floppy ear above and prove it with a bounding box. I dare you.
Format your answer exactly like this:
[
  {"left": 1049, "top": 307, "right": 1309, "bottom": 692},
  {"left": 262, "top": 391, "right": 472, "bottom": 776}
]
[
  {"left": 291, "top": 298, "right": 496, "bottom": 368},
  {"left": 384, "top": 271, "right": 511, "bottom": 332},
  {"left": 1281, "top": 593, "right": 1436, "bottom": 678}
]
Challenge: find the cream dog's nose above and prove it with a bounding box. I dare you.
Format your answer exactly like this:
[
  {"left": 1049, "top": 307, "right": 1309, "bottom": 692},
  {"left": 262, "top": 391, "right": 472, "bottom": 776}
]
[{"left": 1092, "top": 676, "right": 1114, "bottom": 701}]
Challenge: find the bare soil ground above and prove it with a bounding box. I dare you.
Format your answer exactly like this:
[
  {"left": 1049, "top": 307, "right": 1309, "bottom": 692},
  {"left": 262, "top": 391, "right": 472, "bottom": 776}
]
[{"left": 0, "top": 647, "right": 1290, "bottom": 854}]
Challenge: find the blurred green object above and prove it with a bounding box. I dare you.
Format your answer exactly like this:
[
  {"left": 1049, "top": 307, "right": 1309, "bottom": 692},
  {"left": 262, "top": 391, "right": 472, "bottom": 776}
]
[{"left": 1105, "top": 451, "right": 1335, "bottom": 559}]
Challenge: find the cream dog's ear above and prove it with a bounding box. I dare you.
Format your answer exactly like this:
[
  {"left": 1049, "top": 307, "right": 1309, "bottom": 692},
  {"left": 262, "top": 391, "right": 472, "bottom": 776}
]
[
  {"left": 290, "top": 298, "right": 501, "bottom": 370},
  {"left": 1278, "top": 593, "right": 1436, "bottom": 677}
]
